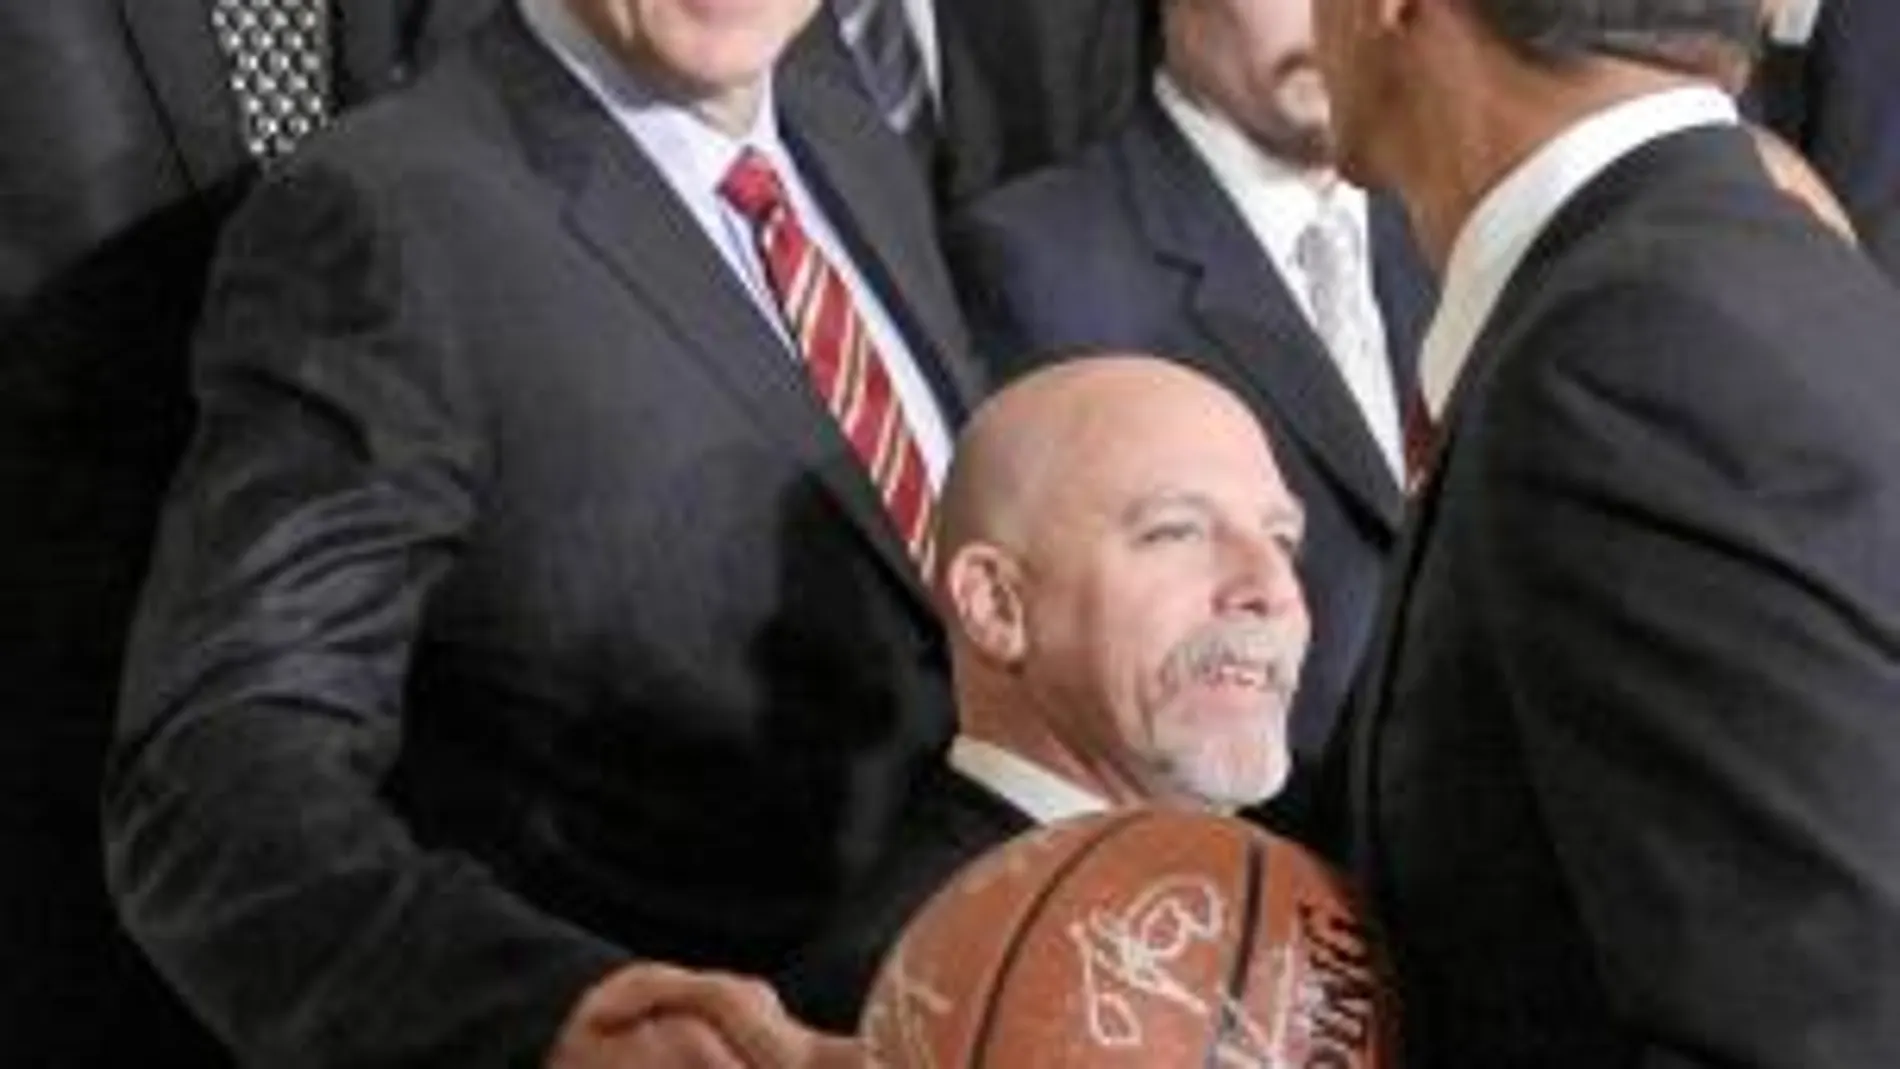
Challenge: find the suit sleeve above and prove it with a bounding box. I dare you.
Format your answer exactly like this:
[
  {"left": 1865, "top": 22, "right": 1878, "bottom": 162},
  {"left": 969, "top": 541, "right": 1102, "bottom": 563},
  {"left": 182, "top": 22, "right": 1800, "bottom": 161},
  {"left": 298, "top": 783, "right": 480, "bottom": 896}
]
[
  {"left": 103, "top": 162, "right": 627, "bottom": 1068},
  {"left": 1472, "top": 282, "right": 1900, "bottom": 1067}
]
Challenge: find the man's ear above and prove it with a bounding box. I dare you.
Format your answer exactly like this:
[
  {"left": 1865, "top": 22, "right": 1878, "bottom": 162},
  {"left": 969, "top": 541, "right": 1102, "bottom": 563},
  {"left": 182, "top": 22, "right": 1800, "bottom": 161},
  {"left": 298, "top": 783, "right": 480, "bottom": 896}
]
[
  {"left": 944, "top": 543, "right": 1028, "bottom": 667},
  {"left": 1384, "top": 0, "right": 1425, "bottom": 32}
]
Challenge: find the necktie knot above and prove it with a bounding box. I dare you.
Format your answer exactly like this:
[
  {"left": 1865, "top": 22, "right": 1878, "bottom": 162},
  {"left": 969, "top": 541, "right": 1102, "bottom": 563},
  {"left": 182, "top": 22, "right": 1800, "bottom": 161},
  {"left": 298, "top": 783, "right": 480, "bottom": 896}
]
[
  {"left": 1295, "top": 199, "right": 1362, "bottom": 281},
  {"left": 719, "top": 149, "right": 789, "bottom": 227}
]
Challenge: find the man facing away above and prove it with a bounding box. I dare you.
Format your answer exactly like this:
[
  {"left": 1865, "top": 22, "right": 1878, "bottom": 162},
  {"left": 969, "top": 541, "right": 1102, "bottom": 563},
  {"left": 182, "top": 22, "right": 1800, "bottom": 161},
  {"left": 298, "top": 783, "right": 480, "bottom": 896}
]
[
  {"left": 948, "top": 0, "right": 1434, "bottom": 834},
  {"left": 1314, "top": 0, "right": 1900, "bottom": 1065},
  {"left": 103, "top": 0, "right": 982, "bottom": 1065},
  {"left": 784, "top": 354, "right": 1312, "bottom": 1028}
]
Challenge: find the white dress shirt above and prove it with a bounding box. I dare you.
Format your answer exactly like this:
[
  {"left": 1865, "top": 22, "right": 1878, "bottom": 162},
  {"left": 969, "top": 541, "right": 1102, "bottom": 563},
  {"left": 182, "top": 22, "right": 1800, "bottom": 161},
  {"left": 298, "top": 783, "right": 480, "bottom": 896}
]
[
  {"left": 519, "top": 0, "right": 954, "bottom": 487},
  {"left": 1419, "top": 87, "right": 1740, "bottom": 418},
  {"left": 948, "top": 736, "right": 1111, "bottom": 825},
  {"left": 1155, "top": 73, "right": 1406, "bottom": 478},
  {"left": 1769, "top": 0, "right": 1823, "bottom": 45}
]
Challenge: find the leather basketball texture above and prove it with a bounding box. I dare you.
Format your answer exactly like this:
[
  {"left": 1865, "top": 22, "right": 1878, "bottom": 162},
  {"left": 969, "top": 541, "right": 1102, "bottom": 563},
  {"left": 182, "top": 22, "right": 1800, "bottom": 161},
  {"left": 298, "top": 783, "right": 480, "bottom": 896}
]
[{"left": 860, "top": 808, "right": 1396, "bottom": 1068}]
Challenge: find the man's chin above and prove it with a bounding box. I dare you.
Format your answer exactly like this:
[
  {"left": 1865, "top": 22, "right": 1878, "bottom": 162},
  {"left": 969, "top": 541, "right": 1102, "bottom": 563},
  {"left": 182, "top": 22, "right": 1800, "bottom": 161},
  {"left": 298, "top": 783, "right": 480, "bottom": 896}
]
[{"left": 1154, "top": 715, "right": 1291, "bottom": 809}]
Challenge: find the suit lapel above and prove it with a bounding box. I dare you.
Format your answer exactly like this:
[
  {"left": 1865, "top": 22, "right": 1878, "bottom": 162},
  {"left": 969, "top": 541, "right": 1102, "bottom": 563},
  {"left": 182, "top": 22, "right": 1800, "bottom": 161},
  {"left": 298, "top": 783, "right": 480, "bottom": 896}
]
[
  {"left": 118, "top": 0, "right": 249, "bottom": 187},
  {"left": 778, "top": 70, "right": 986, "bottom": 422},
  {"left": 472, "top": 12, "right": 943, "bottom": 612},
  {"left": 1119, "top": 105, "right": 1405, "bottom": 533}
]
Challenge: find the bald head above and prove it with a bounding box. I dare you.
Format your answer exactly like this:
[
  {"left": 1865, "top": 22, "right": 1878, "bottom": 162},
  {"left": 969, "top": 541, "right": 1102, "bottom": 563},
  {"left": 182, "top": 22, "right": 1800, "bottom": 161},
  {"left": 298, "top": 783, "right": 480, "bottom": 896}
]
[
  {"left": 937, "top": 354, "right": 1311, "bottom": 810},
  {"left": 938, "top": 355, "right": 1282, "bottom": 584}
]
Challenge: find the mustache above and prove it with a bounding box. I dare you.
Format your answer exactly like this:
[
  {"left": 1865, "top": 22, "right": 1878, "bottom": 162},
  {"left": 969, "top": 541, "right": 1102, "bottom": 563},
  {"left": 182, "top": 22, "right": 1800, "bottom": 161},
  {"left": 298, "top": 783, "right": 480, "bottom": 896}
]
[
  {"left": 1274, "top": 50, "right": 1319, "bottom": 81},
  {"left": 1157, "top": 617, "right": 1306, "bottom": 701}
]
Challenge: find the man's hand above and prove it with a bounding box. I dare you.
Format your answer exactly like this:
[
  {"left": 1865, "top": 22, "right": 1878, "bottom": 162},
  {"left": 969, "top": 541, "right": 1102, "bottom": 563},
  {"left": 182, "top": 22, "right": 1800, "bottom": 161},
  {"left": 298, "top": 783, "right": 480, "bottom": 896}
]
[{"left": 547, "top": 963, "right": 867, "bottom": 1069}]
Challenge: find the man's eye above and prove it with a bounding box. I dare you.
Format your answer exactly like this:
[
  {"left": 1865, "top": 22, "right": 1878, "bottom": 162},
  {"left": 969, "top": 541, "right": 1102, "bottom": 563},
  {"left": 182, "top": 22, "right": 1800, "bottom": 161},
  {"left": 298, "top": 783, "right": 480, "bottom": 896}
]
[
  {"left": 1276, "top": 531, "right": 1307, "bottom": 565},
  {"left": 1273, "top": 531, "right": 1304, "bottom": 561},
  {"left": 1137, "top": 521, "right": 1203, "bottom": 545}
]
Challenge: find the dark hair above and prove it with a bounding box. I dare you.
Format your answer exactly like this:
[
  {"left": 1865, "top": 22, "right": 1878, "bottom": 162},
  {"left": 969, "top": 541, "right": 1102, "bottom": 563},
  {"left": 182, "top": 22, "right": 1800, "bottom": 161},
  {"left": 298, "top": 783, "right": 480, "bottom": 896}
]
[{"left": 1466, "top": 0, "right": 1760, "bottom": 71}]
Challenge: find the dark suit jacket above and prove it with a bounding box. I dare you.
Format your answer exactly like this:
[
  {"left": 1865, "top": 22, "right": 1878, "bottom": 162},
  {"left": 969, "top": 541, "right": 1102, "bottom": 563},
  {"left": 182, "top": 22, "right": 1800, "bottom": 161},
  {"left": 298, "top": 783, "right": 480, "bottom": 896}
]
[
  {"left": 780, "top": 762, "right": 1033, "bottom": 1030},
  {"left": 0, "top": 2, "right": 490, "bottom": 1063},
  {"left": 103, "top": 9, "right": 978, "bottom": 1066},
  {"left": 947, "top": 99, "right": 1434, "bottom": 829},
  {"left": 1746, "top": 0, "right": 1900, "bottom": 277},
  {"left": 1340, "top": 125, "right": 1900, "bottom": 1067},
  {"left": 796, "top": 0, "right": 1155, "bottom": 207}
]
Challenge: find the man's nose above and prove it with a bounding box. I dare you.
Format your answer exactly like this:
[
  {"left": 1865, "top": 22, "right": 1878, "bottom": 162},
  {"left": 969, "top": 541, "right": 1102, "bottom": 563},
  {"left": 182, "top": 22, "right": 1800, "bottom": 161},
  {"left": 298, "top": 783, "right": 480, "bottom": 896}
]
[{"left": 1214, "top": 528, "right": 1304, "bottom": 619}]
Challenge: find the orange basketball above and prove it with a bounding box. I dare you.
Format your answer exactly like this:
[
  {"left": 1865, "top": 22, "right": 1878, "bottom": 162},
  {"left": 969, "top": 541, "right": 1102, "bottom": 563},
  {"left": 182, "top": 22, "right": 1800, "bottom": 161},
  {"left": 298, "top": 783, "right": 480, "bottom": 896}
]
[{"left": 859, "top": 808, "right": 1396, "bottom": 1068}]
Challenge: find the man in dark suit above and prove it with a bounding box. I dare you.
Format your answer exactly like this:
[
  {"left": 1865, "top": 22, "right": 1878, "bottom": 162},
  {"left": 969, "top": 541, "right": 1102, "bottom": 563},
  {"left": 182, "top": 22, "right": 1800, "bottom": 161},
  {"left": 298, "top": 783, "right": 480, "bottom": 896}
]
[
  {"left": 0, "top": 2, "right": 492, "bottom": 1063},
  {"left": 103, "top": 0, "right": 981, "bottom": 1064},
  {"left": 1314, "top": 0, "right": 1900, "bottom": 1064},
  {"left": 947, "top": 0, "right": 1433, "bottom": 834},
  {"left": 1747, "top": 0, "right": 1900, "bottom": 278},
  {"left": 784, "top": 355, "right": 1312, "bottom": 1029},
  {"left": 796, "top": 0, "right": 1157, "bottom": 206}
]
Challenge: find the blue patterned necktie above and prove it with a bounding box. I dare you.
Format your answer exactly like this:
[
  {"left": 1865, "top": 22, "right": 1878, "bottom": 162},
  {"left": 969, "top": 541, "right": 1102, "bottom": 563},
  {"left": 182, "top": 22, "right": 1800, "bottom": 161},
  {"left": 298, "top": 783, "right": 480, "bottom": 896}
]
[{"left": 833, "top": 0, "right": 937, "bottom": 160}]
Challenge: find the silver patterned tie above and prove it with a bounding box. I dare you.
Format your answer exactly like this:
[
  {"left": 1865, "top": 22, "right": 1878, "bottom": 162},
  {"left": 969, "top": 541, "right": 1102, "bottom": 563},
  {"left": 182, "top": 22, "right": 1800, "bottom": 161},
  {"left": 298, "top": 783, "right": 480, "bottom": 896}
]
[
  {"left": 1296, "top": 198, "right": 1405, "bottom": 479},
  {"left": 211, "top": 0, "right": 335, "bottom": 162}
]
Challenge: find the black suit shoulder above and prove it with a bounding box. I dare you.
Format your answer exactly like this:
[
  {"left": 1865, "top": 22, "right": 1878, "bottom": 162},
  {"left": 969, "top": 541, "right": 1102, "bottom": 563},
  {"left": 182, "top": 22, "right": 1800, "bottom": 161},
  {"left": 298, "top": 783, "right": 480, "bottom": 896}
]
[{"left": 1364, "top": 125, "right": 1900, "bottom": 1067}]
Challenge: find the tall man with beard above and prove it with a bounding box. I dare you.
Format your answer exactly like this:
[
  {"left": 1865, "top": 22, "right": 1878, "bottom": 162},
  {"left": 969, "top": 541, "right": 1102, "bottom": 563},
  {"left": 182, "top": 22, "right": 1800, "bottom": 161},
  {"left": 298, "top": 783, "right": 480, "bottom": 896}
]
[
  {"left": 782, "top": 355, "right": 1313, "bottom": 1028},
  {"left": 1313, "top": 0, "right": 1900, "bottom": 1064},
  {"left": 947, "top": 0, "right": 1433, "bottom": 834}
]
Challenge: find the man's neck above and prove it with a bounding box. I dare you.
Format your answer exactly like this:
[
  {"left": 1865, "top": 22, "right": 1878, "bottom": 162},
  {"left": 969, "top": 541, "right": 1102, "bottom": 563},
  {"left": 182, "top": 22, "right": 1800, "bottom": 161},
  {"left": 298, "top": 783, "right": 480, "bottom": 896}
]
[
  {"left": 957, "top": 687, "right": 1153, "bottom": 809},
  {"left": 1392, "top": 56, "right": 1706, "bottom": 271}
]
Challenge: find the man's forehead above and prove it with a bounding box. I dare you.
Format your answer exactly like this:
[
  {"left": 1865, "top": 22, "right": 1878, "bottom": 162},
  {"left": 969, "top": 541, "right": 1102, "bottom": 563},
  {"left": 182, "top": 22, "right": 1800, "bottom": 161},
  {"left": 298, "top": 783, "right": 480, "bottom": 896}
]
[{"left": 1106, "top": 481, "right": 1301, "bottom": 528}]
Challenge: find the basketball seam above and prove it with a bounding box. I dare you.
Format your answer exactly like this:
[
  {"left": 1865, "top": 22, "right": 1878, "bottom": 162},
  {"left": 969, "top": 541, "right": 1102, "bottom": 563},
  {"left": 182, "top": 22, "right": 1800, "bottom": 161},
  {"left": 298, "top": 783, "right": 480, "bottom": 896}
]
[
  {"left": 968, "top": 809, "right": 1157, "bottom": 1069},
  {"left": 1203, "top": 836, "right": 1266, "bottom": 1069}
]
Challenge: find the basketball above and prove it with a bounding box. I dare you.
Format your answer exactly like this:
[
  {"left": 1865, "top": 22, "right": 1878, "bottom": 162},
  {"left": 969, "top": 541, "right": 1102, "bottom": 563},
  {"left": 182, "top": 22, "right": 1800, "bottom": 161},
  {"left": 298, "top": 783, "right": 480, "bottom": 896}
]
[{"left": 859, "top": 808, "right": 1396, "bottom": 1069}]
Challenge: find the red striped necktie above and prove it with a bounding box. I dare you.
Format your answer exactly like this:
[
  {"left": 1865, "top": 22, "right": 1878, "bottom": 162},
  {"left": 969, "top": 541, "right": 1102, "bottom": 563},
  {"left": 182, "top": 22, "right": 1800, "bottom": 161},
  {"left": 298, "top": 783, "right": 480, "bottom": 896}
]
[
  {"left": 1403, "top": 390, "right": 1439, "bottom": 496},
  {"left": 719, "top": 148, "right": 939, "bottom": 576}
]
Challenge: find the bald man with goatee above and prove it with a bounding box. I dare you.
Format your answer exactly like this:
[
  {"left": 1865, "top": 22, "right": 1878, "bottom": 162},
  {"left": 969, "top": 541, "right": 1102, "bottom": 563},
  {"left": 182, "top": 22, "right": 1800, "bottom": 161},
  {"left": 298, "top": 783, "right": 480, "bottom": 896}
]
[
  {"left": 782, "top": 354, "right": 1312, "bottom": 1029},
  {"left": 948, "top": 0, "right": 1435, "bottom": 838}
]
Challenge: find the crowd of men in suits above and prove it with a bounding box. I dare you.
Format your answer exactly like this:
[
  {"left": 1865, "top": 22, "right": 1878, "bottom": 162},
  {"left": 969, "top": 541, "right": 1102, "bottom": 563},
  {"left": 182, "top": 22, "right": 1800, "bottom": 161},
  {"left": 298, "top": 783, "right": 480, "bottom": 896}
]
[{"left": 5, "top": 0, "right": 1900, "bottom": 1065}]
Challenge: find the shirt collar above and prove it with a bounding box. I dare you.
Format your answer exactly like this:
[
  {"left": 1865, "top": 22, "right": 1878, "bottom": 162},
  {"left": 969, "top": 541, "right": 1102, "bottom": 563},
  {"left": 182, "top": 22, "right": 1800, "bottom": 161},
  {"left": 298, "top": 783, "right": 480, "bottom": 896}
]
[
  {"left": 1420, "top": 85, "right": 1739, "bottom": 417},
  {"left": 948, "top": 736, "right": 1112, "bottom": 825},
  {"left": 519, "top": 0, "right": 788, "bottom": 189},
  {"left": 1769, "top": 0, "right": 1823, "bottom": 45},
  {"left": 1153, "top": 71, "right": 1367, "bottom": 272}
]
